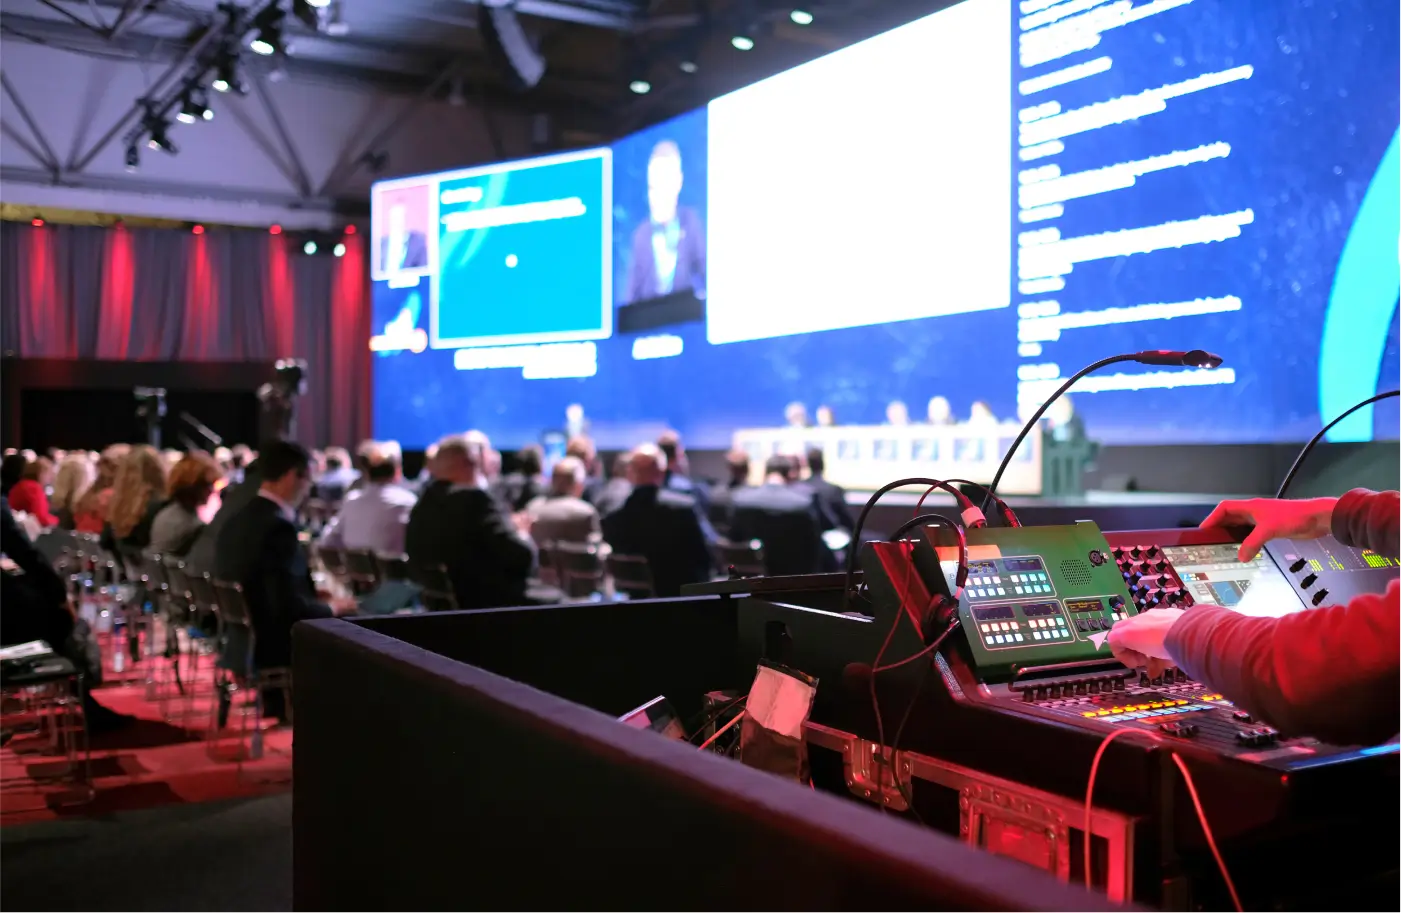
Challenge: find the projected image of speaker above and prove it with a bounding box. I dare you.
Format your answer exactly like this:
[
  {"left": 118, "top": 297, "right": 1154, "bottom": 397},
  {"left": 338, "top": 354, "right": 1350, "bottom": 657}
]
[{"left": 478, "top": 1, "right": 546, "bottom": 91}]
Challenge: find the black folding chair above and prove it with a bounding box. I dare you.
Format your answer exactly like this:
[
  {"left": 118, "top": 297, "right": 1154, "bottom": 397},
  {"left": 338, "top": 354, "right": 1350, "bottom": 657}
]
[{"left": 606, "top": 553, "right": 656, "bottom": 600}]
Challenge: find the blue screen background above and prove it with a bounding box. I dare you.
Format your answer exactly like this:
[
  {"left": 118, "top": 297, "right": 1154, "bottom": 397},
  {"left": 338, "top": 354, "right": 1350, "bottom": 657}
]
[{"left": 372, "top": 0, "right": 1399, "bottom": 452}]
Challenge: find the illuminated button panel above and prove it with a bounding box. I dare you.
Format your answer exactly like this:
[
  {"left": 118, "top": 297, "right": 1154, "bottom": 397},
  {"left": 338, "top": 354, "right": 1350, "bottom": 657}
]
[
  {"left": 965, "top": 556, "right": 1055, "bottom": 601},
  {"left": 974, "top": 601, "right": 1071, "bottom": 650}
]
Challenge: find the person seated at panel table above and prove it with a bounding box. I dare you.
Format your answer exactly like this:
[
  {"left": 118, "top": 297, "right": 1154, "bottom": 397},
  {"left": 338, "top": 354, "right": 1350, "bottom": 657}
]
[
  {"left": 1109, "top": 490, "right": 1399, "bottom": 746},
  {"left": 785, "top": 402, "right": 810, "bottom": 429},
  {"left": 405, "top": 434, "right": 536, "bottom": 610},
  {"left": 926, "top": 396, "right": 955, "bottom": 426},
  {"left": 815, "top": 405, "right": 836, "bottom": 428},
  {"left": 526, "top": 457, "right": 603, "bottom": 548},
  {"left": 601, "top": 444, "right": 713, "bottom": 598},
  {"left": 730, "top": 455, "right": 834, "bottom": 576},
  {"left": 885, "top": 401, "right": 911, "bottom": 427},
  {"left": 967, "top": 400, "right": 999, "bottom": 428}
]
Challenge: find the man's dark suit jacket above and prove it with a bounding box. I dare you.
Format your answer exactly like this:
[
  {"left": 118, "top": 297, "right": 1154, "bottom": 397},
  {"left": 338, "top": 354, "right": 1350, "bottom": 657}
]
[
  {"left": 708, "top": 482, "right": 745, "bottom": 537},
  {"left": 625, "top": 208, "right": 705, "bottom": 304},
  {"left": 729, "top": 483, "right": 833, "bottom": 577},
  {"left": 379, "top": 231, "right": 428, "bottom": 272},
  {"left": 405, "top": 481, "right": 534, "bottom": 610},
  {"left": 185, "top": 470, "right": 262, "bottom": 574},
  {"left": 601, "top": 485, "right": 712, "bottom": 598},
  {"left": 213, "top": 495, "right": 332, "bottom": 668},
  {"left": 592, "top": 478, "right": 633, "bottom": 519},
  {"left": 797, "top": 475, "right": 855, "bottom": 532}
]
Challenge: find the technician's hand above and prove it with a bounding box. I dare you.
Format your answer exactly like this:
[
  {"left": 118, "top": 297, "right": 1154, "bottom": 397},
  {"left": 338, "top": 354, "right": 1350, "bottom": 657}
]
[
  {"left": 1201, "top": 496, "right": 1337, "bottom": 562},
  {"left": 1108, "top": 608, "right": 1186, "bottom": 680}
]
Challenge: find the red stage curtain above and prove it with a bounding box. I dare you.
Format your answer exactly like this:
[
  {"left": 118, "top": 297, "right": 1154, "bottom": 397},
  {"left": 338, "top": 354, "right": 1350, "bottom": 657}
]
[{"left": 0, "top": 221, "right": 370, "bottom": 448}]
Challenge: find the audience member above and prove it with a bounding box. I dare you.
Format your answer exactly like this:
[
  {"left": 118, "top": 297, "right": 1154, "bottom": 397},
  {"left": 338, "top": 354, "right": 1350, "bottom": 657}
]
[
  {"left": 0, "top": 453, "right": 26, "bottom": 498},
  {"left": 405, "top": 433, "right": 535, "bottom": 609},
  {"left": 213, "top": 440, "right": 353, "bottom": 705},
  {"left": 185, "top": 454, "right": 262, "bottom": 574},
  {"left": 320, "top": 443, "right": 417, "bottom": 555},
  {"left": 593, "top": 452, "right": 634, "bottom": 518},
  {"left": 102, "top": 445, "right": 168, "bottom": 560},
  {"left": 51, "top": 453, "right": 96, "bottom": 530},
  {"left": 2, "top": 498, "right": 132, "bottom": 732},
  {"left": 7, "top": 455, "right": 58, "bottom": 527},
  {"left": 602, "top": 444, "right": 712, "bottom": 597},
  {"left": 315, "top": 446, "right": 358, "bottom": 502},
  {"left": 71, "top": 445, "right": 126, "bottom": 534},
  {"left": 730, "top": 454, "right": 832, "bottom": 576},
  {"left": 801, "top": 446, "right": 854, "bottom": 532},
  {"left": 657, "top": 430, "right": 711, "bottom": 514},
  {"left": 566, "top": 434, "right": 605, "bottom": 504},
  {"left": 527, "top": 456, "right": 602, "bottom": 546},
  {"left": 499, "top": 444, "right": 546, "bottom": 512},
  {"left": 708, "top": 449, "right": 751, "bottom": 535},
  {"left": 150, "top": 452, "right": 222, "bottom": 557}
]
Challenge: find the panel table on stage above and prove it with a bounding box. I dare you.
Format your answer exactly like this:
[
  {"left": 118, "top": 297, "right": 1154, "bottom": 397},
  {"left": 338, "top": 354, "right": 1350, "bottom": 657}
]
[{"left": 733, "top": 422, "right": 1044, "bottom": 495}]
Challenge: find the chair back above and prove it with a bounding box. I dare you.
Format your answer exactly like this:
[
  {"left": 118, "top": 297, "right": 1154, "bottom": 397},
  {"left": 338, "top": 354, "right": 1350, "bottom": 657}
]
[
  {"left": 211, "top": 579, "right": 253, "bottom": 628},
  {"left": 318, "top": 546, "right": 348, "bottom": 577},
  {"left": 412, "top": 564, "right": 459, "bottom": 612},
  {"left": 140, "top": 550, "right": 171, "bottom": 595},
  {"left": 716, "top": 538, "right": 767, "bottom": 578},
  {"left": 188, "top": 571, "right": 220, "bottom": 616},
  {"left": 552, "top": 541, "right": 603, "bottom": 599},
  {"left": 211, "top": 578, "right": 258, "bottom": 677},
  {"left": 342, "top": 548, "right": 382, "bottom": 593},
  {"left": 605, "top": 553, "right": 656, "bottom": 599},
  {"left": 377, "top": 554, "right": 411, "bottom": 582}
]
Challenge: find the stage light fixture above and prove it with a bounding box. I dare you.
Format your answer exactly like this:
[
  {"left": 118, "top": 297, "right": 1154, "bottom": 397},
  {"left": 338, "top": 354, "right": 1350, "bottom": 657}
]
[
  {"left": 211, "top": 51, "right": 246, "bottom": 94},
  {"left": 344, "top": 224, "right": 356, "bottom": 235},
  {"left": 731, "top": 35, "right": 754, "bottom": 50},
  {"left": 333, "top": 242, "right": 346, "bottom": 257},
  {"left": 145, "top": 116, "right": 178, "bottom": 155},
  {"left": 679, "top": 60, "right": 698, "bottom": 74},
  {"left": 176, "top": 86, "right": 213, "bottom": 124},
  {"left": 31, "top": 218, "right": 44, "bottom": 227},
  {"left": 249, "top": 6, "right": 286, "bottom": 56},
  {"left": 629, "top": 79, "right": 651, "bottom": 94},
  {"left": 125, "top": 144, "right": 139, "bottom": 172},
  {"left": 790, "top": 9, "right": 814, "bottom": 25},
  {"left": 270, "top": 224, "right": 282, "bottom": 235},
  {"left": 304, "top": 240, "right": 317, "bottom": 255},
  {"left": 192, "top": 224, "right": 205, "bottom": 235}
]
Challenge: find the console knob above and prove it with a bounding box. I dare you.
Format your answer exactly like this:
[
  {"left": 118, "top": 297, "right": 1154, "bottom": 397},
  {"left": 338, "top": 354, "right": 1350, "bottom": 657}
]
[
  {"left": 1289, "top": 558, "right": 1307, "bottom": 573},
  {"left": 1145, "top": 546, "right": 1159, "bottom": 558},
  {"left": 1153, "top": 560, "right": 1168, "bottom": 573},
  {"left": 1130, "top": 547, "right": 1142, "bottom": 559},
  {"left": 1139, "top": 672, "right": 1150, "bottom": 686},
  {"left": 1022, "top": 689, "right": 1035, "bottom": 702},
  {"left": 1112, "top": 547, "right": 1124, "bottom": 560},
  {"left": 1299, "top": 573, "right": 1318, "bottom": 588},
  {"left": 1154, "top": 575, "right": 1170, "bottom": 588},
  {"left": 1311, "top": 588, "right": 1329, "bottom": 606},
  {"left": 1108, "top": 595, "right": 1125, "bottom": 609}
]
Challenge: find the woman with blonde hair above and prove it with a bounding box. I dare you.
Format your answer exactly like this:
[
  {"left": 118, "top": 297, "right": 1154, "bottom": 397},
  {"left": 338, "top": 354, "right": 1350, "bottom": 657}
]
[
  {"left": 149, "top": 452, "right": 223, "bottom": 556},
  {"left": 102, "top": 445, "right": 168, "bottom": 557},
  {"left": 51, "top": 453, "right": 97, "bottom": 529},
  {"left": 72, "top": 444, "right": 129, "bottom": 534}
]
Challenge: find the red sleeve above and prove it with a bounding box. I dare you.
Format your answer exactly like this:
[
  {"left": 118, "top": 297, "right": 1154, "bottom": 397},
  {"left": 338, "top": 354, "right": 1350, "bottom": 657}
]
[
  {"left": 8, "top": 481, "right": 58, "bottom": 527},
  {"left": 1165, "top": 580, "right": 1400, "bottom": 746},
  {"left": 1333, "top": 489, "right": 1399, "bottom": 557}
]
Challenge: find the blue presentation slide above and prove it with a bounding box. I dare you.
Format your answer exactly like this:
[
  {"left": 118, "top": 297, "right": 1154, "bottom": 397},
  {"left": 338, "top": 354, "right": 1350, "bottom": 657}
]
[{"left": 371, "top": 0, "right": 1399, "bottom": 452}]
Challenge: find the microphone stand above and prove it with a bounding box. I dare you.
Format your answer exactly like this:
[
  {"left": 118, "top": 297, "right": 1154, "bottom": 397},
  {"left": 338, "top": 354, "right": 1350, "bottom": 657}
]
[{"left": 982, "top": 350, "right": 1224, "bottom": 515}]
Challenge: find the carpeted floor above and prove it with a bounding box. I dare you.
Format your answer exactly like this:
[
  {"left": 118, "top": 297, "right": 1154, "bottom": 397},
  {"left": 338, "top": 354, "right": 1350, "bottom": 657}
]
[
  {"left": 1, "top": 792, "right": 293, "bottom": 911},
  {"left": 2, "top": 661, "right": 295, "bottom": 910}
]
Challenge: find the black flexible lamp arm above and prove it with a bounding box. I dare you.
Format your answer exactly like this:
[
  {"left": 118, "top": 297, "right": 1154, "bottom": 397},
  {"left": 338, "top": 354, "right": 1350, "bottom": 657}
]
[
  {"left": 1276, "top": 390, "right": 1400, "bottom": 498},
  {"left": 981, "top": 349, "right": 1224, "bottom": 514}
]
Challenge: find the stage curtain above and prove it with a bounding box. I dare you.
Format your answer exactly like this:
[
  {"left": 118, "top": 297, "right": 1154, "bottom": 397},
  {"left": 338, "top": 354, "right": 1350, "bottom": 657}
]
[{"left": 0, "top": 221, "right": 370, "bottom": 448}]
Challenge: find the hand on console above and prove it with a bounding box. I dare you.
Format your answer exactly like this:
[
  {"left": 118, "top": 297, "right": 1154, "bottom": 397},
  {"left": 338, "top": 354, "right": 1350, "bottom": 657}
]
[
  {"left": 1108, "top": 607, "right": 1186, "bottom": 680},
  {"left": 1201, "top": 497, "right": 1337, "bottom": 562}
]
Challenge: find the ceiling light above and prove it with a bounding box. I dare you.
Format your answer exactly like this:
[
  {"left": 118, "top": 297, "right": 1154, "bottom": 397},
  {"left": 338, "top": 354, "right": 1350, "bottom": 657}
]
[
  {"left": 679, "top": 60, "right": 698, "bottom": 74},
  {"left": 211, "top": 52, "right": 246, "bottom": 94},
  {"left": 304, "top": 240, "right": 317, "bottom": 255},
  {"left": 790, "top": 9, "right": 814, "bottom": 25},
  {"left": 124, "top": 145, "right": 139, "bottom": 172},
  {"left": 731, "top": 35, "right": 754, "bottom": 51},
  {"left": 249, "top": 7, "right": 286, "bottom": 56},
  {"left": 629, "top": 79, "right": 651, "bottom": 94},
  {"left": 176, "top": 87, "right": 213, "bottom": 124},
  {"left": 145, "top": 115, "right": 178, "bottom": 155}
]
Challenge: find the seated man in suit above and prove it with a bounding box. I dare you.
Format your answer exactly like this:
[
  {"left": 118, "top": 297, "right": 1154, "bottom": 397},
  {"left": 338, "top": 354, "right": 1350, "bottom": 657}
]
[
  {"left": 601, "top": 444, "right": 712, "bottom": 598},
  {"left": 405, "top": 433, "right": 536, "bottom": 609},
  {"left": 708, "top": 449, "right": 752, "bottom": 537},
  {"left": 799, "top": 446, "right": 854, "bottom": 533},
  {"left": 527, "top": 457, "right": 602, "bottom": 547},
  {"left": 730, "top": 455, "right": 832, "bottom": 576},
  {"left": 592, "top": 452, "right": 634, "bottom": 519},
  {"left": 213, "top": 441, "right": 355, "bottom": 691}
]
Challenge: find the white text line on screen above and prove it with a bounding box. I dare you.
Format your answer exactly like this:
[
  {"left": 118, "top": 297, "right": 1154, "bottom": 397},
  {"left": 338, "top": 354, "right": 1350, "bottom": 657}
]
[{"left": 440, "top": 197, "right": 587, "bottom": 232}]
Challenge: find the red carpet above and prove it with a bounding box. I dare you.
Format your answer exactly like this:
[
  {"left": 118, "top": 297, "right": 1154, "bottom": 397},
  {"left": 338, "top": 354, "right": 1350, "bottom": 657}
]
[{"left": 2, "top": 660, "right": 293, "bottom": 825}]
